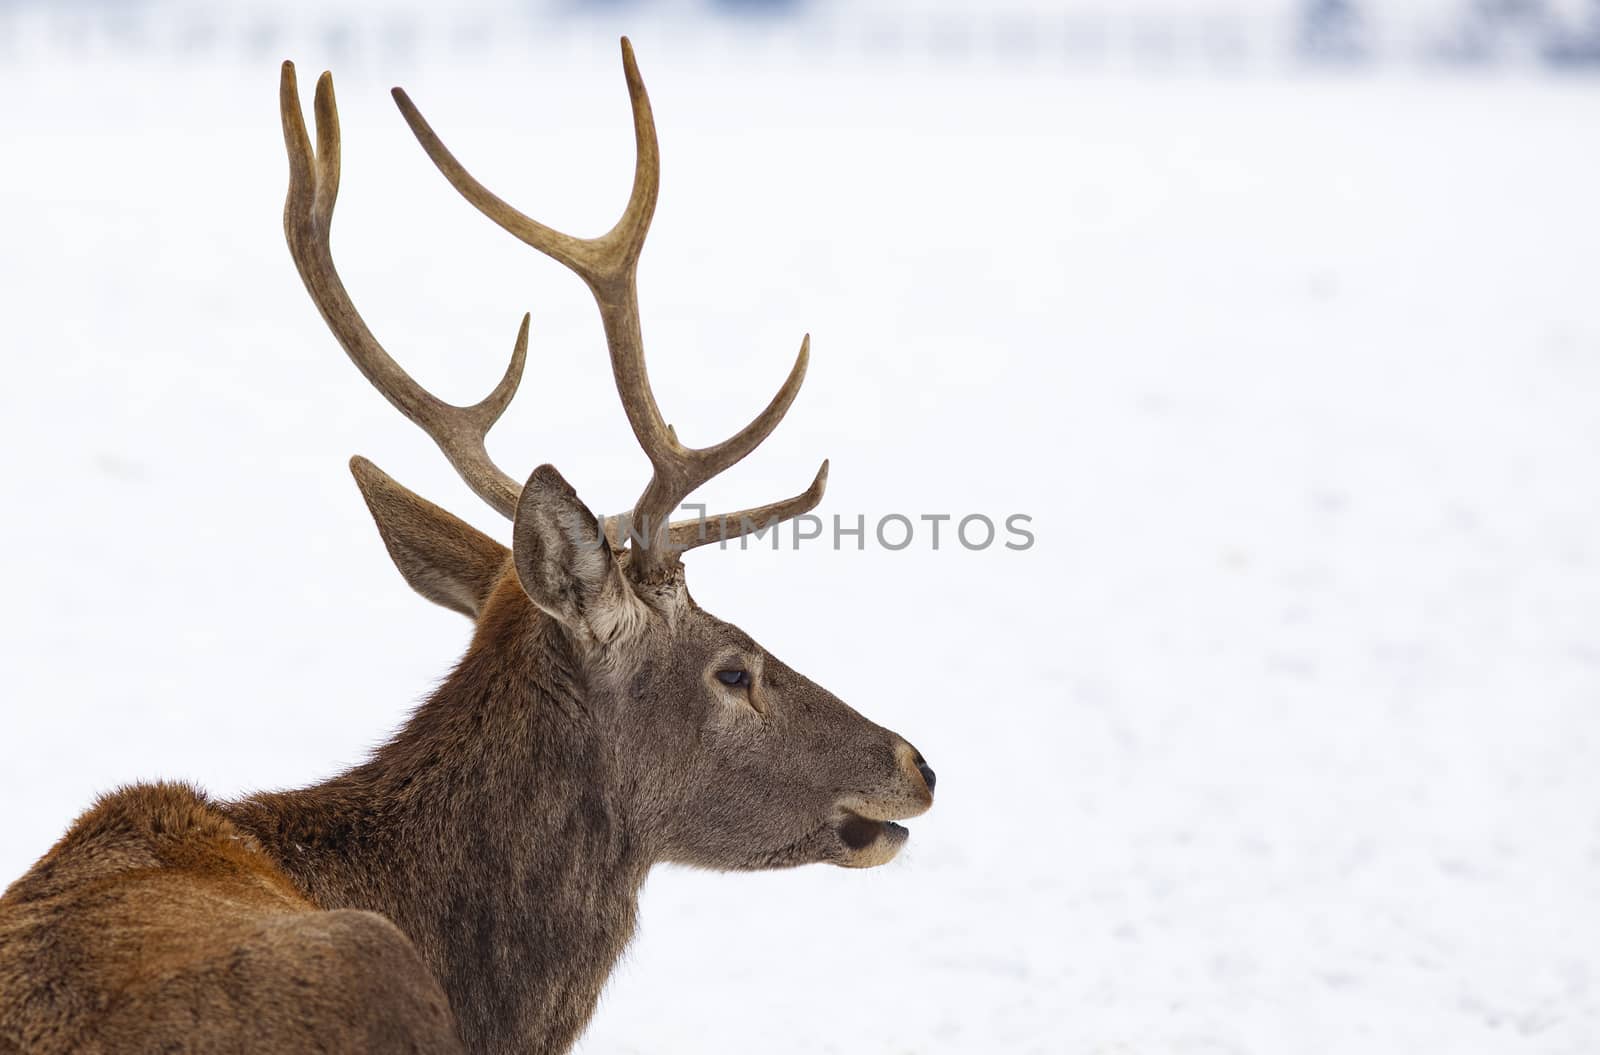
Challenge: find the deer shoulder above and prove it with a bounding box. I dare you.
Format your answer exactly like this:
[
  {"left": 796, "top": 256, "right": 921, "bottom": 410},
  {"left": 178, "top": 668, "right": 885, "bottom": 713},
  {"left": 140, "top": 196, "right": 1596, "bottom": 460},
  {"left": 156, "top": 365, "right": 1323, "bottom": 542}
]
[{"left": 0, "top": 783, "right": 460, "bottom": 1054}]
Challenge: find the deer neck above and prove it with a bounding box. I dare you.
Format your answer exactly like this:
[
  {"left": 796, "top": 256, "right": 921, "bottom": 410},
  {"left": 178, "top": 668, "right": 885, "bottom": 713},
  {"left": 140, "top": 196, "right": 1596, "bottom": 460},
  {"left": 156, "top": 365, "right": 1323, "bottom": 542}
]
[{"left": 226, "top": 588, "right": 647, "bottom": 1055}]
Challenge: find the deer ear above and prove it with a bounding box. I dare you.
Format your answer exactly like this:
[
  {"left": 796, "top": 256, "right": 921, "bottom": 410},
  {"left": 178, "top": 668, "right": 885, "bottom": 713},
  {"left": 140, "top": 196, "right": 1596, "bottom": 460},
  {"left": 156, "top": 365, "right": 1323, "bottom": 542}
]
[
  {"left": 512, "top": 464, "right": 641, "bottom": 645},
  {"left": 349, "top": 456, "right": 511, "bottom": 620}
]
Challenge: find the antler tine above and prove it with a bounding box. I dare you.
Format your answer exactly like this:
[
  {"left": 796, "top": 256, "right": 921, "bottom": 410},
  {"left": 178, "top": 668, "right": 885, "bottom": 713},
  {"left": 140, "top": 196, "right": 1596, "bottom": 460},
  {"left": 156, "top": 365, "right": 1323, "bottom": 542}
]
[
  {"left": 390, "top": 38, "right": 668, "bottom": 453},
  {"left": 280, "top": 61, "right": 529, "bottom": 520},
  {"left": 661, "top": 459, "right": 830, "bottom": 551},
  {"left": 393, "top": 38, "right": 826, "bottom": 578}
]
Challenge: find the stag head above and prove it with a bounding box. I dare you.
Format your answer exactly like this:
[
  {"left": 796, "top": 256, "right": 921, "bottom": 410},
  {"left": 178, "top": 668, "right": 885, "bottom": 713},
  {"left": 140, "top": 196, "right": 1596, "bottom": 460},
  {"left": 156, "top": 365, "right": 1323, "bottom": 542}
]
[{"left": 279, "top": 39, "right": 935, "bottom": 870}]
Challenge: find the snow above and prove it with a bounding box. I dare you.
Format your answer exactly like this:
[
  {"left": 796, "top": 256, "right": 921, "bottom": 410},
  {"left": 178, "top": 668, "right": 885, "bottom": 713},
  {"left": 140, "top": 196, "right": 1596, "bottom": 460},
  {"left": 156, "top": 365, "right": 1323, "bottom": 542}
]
[{"left": 3, "top": 26, "right": 1600, "bottom": 1055}]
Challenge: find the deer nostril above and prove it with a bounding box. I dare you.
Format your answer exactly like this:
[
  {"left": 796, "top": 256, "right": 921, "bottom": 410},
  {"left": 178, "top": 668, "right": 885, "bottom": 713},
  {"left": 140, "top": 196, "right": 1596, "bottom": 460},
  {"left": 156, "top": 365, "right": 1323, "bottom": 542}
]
[{"left": 916, "top": 760, "right": 937, "bottom": 795}]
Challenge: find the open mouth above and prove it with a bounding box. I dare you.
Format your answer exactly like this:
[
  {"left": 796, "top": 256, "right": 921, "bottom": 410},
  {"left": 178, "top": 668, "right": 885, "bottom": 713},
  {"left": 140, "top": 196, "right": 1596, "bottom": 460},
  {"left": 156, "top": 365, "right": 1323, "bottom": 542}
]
[{"left": 835, "top": 811, "right": 911, "bottom": 864}]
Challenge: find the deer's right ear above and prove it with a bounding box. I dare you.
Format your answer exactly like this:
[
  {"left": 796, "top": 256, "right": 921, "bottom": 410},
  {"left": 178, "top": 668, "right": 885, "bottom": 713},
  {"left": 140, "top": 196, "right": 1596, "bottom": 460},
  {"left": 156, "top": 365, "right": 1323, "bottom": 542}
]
[
  {"left": 350, "top": 456, "right": 511, "bottom": 620},
  {"left": 512, "top": 464, "right": 642, "bottom": 647}
]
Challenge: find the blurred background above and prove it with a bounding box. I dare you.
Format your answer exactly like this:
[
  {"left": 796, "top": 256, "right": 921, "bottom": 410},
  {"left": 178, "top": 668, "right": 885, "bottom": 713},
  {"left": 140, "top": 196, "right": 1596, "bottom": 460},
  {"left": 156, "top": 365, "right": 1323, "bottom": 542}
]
[
  {"left": 2, "top": 1, "right": 1599, "bottom": 1053},
  {"left": 5, "top": 0, "right": 1600, "bottom": 70}
]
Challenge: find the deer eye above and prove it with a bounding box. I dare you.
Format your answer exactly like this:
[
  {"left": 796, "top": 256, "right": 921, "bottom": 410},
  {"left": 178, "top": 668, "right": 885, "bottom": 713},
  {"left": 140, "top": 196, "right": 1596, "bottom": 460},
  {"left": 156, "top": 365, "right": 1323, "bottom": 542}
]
[{"left": 715, "top": 669, "right": 751, "bottom": 689}]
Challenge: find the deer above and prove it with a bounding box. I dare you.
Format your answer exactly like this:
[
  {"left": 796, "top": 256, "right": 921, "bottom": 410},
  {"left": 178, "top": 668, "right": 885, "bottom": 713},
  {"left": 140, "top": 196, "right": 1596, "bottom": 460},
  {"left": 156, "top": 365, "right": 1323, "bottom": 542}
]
[{"left": 0, "top": 37, "right": 936, "bottom": 1055}]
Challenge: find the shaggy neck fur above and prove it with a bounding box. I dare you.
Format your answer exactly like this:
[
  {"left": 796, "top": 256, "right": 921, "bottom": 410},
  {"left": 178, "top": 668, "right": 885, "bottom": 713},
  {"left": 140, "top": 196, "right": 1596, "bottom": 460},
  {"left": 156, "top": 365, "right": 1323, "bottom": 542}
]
[{"left": 224, "top": 580, "right": 647, "bottom": 1055}]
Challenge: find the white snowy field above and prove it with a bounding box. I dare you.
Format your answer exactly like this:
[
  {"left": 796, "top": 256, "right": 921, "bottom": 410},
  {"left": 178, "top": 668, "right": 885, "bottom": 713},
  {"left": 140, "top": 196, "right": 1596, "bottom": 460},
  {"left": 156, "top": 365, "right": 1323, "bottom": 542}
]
[{"left": 2, "top": 34, "right": 1599, "bottom": 1055}]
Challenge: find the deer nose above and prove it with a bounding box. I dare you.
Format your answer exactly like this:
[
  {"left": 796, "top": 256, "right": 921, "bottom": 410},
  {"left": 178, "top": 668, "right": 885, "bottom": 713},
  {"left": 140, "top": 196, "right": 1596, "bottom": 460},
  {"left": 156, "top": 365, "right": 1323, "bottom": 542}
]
[{"left": 914, "top": 755, "right": 936, "bottom": 796}]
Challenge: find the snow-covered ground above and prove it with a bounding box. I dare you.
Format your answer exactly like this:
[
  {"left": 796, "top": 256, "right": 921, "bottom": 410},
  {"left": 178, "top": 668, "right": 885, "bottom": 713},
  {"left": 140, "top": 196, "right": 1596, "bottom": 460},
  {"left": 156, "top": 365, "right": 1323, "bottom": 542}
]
[{"left": 3, "top": 27, "right": 1599, "bottom": 1055}]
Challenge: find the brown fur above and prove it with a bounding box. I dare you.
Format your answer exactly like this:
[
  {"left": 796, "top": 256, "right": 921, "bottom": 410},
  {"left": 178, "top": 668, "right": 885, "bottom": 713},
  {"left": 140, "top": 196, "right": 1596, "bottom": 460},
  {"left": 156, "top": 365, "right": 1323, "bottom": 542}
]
[
  {"left": 0, "top": 784, "right": 459, "bottom": 1054},
  {"left": 0, "top": 465, "right": 934, "bottom": 1054}
]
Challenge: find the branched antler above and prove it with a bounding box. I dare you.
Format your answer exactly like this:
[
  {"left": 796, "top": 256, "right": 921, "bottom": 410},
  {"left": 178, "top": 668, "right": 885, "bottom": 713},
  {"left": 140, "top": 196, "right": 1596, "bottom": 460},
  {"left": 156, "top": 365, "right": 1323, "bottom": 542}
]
[
  {"left": 280, "top": 63, "right": 530, "bottom": 519},
  {"left": 281, "top": 38, "right": 827, "bottom": 581}
]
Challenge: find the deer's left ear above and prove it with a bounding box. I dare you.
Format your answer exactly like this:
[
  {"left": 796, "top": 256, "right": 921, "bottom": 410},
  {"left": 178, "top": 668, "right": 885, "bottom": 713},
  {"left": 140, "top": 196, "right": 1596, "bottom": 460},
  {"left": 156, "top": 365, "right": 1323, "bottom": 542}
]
[
  {"left": 512, "top": 464, "right": 642, "bottom": 646},
  {"left": 350, "top": 456, "right": 511, "bottom": 620}
]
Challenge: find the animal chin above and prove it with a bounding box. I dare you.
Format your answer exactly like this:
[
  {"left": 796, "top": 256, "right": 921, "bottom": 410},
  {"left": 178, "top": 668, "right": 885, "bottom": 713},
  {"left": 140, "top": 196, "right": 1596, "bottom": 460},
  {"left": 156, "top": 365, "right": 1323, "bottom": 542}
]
[{"left": 833, "top": 811, "right": 911, "bottom": 868}]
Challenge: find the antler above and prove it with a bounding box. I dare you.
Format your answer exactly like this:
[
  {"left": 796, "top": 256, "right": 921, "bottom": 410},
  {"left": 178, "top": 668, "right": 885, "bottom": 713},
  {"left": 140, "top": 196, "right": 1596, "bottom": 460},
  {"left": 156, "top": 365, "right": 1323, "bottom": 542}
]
[
  {"left": 391, "top": 37, "right": 826, "bottom": 581},
  {"left": 281, "top": 39, "right": 826, "bottom": 582},
  {"left": 280, "top": 62, "right": 529, "bottom": 520}
]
